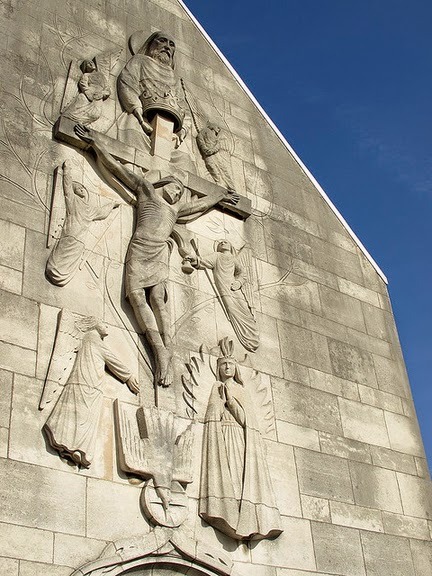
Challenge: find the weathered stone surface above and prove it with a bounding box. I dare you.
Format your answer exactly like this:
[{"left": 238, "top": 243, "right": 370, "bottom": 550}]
[
  {"left": 357, "top": 384, "right": 403, "bottom": 414},
  {"left": 339, "top": 398, "right": 390, "bottom": 448},
  {"left": 0, "top": 220, "right": 25, "bottom": 271},
  {"left": 272, "top": 378, "right": 343, "bottom": 436},
  {"left": 350, "top": 461, "right": 403, "bottom": 514},
  {"left": 308, "top": 368, "right": 359, "bottom": 401},
  {"left": 410, "top": 539, "right": 432, "bottom": 575},
  {"left": 337, "top": 277, "right": 380, "bottom": 307},
  {"left": 382, "top": 511, "right": 430, "bottom": 540},
  {"left": 384, "top": 412, "right": 426, "bottom": 457},
  {"left": 301, "top": 495, "right": 331, "bottom": 523},
  {"left": 296, "top": 448, "right": 354, "bottom": 503},
  {"left": 328, "top": 339, "right": 377, "bottom": 387},
  {"left": 0, "top": 557, "right": 19, "bottom": 576},
  {"left": 361, "top": 532, "right": 416, "bottom": 576},
  {"left": 319, "top": 431, "right": 371, "bottom": 464},
  {"left": 370, "top": 445, "right": 417, "bottom": 475},
  {"left": 251, "top": 516, "right": 315, "bottom": 570},
  {"left": 19, "top": 561, "right": 72, "bottom": 576},
  {"left": 53, "top": 533, "right": 107, "bottom": 569},
  {"left": 0, "top": 369, "right": 13, "bottom": 429},
  {"left": 415, "top": 457, "right": 431, "bottom": 479},
  {"left": 0, "top": 458, "right": 86, "bottom": 534},
  {"left": 277, "top": 420, "right": 320, "bottom": 451},
  {"left": 0, "top": 290, "right": 39, "bottom": 350},
  {"left": 0, "top": 264, "right": 22, "bottom": 294},
  {"left": 330, "top": 500, "right": 383, "bottom": 532},
  {"left": 86, "top": 478, "right": 148, "bottom": 540},
  {"left": 278, "top": 320, "right": 331, "bottom": 373},
  {"left": 397, "top": 473, "right": 432, "bottom": 519},
  {"left": 265, "top": 440, "right": 301, "bottom": 517},
  {"left": 0, "top": 521, "right": 53, "bottom": 563},
  {"left": 0, "top": 427, "right": 8, "bottom": 458},
  {"left": 373, "top": 353, "right": 409, "bottom": 397},
  {"left": 311, "top": 522, "right": 366, "bottom": 576},
  {"left": 319, "top": 285, "right": 366, "bottom": 332}
]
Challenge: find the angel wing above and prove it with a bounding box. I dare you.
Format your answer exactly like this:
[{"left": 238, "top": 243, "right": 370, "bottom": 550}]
[
  {"left": 59, "top": 59, "right": 82, "bottom": 114},
  {"left": 39, "top": 309, "right": 82, "bottom": 410},
  {"left": 237, "top": 245, "right": 257, "bottom": 318},
  {"left": 46, "top": 165, "right": 66, "bottom": 248},
  {"left": 94, "top": 49, "right": 123, "bottom": 79},
  {"left": 181, "top": 345, "right": 218, "bottom": 419}
]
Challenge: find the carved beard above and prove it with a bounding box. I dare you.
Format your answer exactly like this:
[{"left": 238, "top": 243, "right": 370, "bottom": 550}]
[{"left": 148, "top": 47, "right": 172, "bottom": 66}]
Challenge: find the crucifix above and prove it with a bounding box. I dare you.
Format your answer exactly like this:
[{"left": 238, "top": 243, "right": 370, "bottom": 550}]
[
  {"left": 53, "top": 28, "right": 251, "bottom": 398},
  {"left": 56, "top": 117, "right": 250, "bottom": 393}
]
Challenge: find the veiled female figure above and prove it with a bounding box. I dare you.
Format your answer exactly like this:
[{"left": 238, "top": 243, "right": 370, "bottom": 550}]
[{"left": 199, "top": 338, "right": 282, "bottom": 541}]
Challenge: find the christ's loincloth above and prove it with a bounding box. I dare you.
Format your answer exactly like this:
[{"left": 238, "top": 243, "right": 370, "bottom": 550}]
[{"left": 124, "top": 236, "right": 173, "bottom": 297}]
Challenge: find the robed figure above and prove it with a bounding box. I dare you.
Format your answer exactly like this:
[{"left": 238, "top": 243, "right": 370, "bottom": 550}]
[
  {"left": 116, "top": 30, "right": 186, "bottom": 148},
  {"left": 199, "top": 338, "right": 282, "bottom": 541},
  {"left": 46, "top": 160, "right": 118, "bottom": 287},
  {"left": 188, "top": 240, "right": 259, "bottom": 352},
  {"left": 43, "top": 315, "right": 139, "bottom": 468}
]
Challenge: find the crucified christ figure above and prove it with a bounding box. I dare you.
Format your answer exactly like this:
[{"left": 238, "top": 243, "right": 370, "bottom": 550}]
[{"left": 75, "top": 124, "right": 239, "bottom": 388}]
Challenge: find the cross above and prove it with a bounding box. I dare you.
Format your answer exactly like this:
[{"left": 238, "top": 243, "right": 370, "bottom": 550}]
[{"left": 54, "top": 116, "right": 252, "bottom": 219}]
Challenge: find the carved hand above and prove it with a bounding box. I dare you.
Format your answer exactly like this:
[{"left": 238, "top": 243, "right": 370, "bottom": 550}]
[
  {"left": 230, "top": 280, "right": 242, "bottom": 291},
  {"left": 133, "top": 108, "right": 153, "bottom": 135},
  {"left": 126, "top": 375, "right": 140, "bottom": 394},
  {"left": 74, "top": 124, "right": 95, "bottom": 145},
  {"left": 222, "top": 190, "right": 240, "bottom": 206},
  {"left": 183, "top": 255, "right": 198, "bottom": 267}
]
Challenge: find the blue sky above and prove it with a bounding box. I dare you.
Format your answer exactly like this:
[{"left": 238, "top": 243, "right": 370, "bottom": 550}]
[{"left": 183, "top": 0, "right": 432, "bottom": 466}]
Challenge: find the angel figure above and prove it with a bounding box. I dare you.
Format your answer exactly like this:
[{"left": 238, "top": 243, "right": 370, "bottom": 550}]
[
  {"left": 41, "top": 311, "right": 139, "bottom": 468},
  {"left": 185, "top": 240, "right": 259, "bottom": 352},
  {"left": 196, "top": 122, "right": 236, "bottom": 191},
  {"left": 182, "top": 80, "right": 236, "bottom": 190},
  {"left": 46, "top": 160, "right": 119, "bottom": 287},
  {"left": 199, "top": 338, "right": 282, "bottom": 541},
  {"left": 61, "top": 58, "right": 110, "bottom": 125}
]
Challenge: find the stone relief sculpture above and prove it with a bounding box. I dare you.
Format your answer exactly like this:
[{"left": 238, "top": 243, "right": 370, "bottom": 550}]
[
  {"left": 183, "top": 81, "right": 237, "bottom": 190},
  {"left": 199, "top": 338, "right": 282, "bottom": 541},
  {"left": 186, "top": 240, "right": 259, "bottom": 352},
  {"left": 196, "top": 122, "right": 236, "bottom": 191},
  {"left": 71, "top": 526, "right": 233, "bottom": 576},
  {"left": 40, "top": 309, "right": 139, "bottom": 468},
  {"left": 115, "top": 403, "right": 194, "bottom": 528},
  {"left": 117, "top": 30, "right": 187, "bottom": 143},
  {"left": 45, "top": 160, "right": 119, "bottom": 287},
  {"left": 74, "top": 124, "right": 239, "bottom": 387},
  {"left": 60, "top": 57, "right": 112, "bottom": 126}
]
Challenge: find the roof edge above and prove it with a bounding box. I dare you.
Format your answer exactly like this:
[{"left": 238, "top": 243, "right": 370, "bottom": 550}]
[{"left": 177, "top": 0, "right": 388, "bottom": 284}]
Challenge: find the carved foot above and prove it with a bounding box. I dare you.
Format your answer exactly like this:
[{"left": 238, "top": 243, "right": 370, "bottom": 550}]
[{"left": 156, "top": 348, "right": 173, "bottom": 388}]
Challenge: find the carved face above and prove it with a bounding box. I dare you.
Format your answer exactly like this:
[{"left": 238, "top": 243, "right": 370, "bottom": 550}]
[
  {"left": 72, "top": 183, "right": 88, "bottom": 200},
  {"left": 218, "top": 359, "right": 236, "bottom": 380},
  {"left": 162, "top": 182, "right": 183, "bottom": 204},
  {"left": 217, "top": 240, "right": 232, "bottom": 253},
  {"left": 207, "top": 123, "right": 220, "bottom": 136},
  {"left": 83, "top": 60, "right": 96, "bottom": 73},
  {"left": 148, "top": 34, "right": 175, "bottom": 66}
]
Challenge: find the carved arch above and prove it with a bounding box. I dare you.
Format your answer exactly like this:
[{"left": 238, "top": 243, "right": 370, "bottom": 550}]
[{"left": 71, "top": 527, "right": 232, "bottom": 576}]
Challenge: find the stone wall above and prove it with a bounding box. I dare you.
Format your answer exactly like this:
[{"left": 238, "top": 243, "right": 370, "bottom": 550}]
[{"left": 0, "top": 0, "right": 431, "bottom": 575}]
